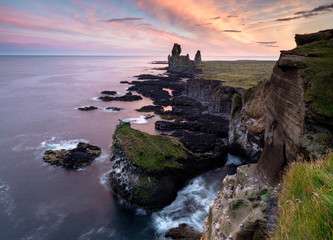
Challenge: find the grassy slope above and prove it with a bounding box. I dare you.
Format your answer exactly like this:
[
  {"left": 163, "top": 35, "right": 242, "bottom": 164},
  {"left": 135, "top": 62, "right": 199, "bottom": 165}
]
[
  {"left": 294, "top": 39, "right": 333, "bottom": 118},
  {"left": 113, "top": 122, "right": 189, "bottom": 172},
  {"left": 272, "top": 151, "right": 333, "bottom": 239},
  {"left": 195, "top": 60, "right": 275, "bottom": 89}
]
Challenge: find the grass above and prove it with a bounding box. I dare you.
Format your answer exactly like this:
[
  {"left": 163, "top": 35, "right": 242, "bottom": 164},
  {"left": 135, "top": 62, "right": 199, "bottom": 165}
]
[
  {"left": 271, "top": 151, "right": 333, "bottom": 240},
  {"left": 113, "top": 121, "right": 189, "bottom": 172},
  {"left": 195, "top": 60, "right": 275, "bottom": 89},
  {"left": 293, "top": 39, "right": 333, "bottom": 118}
]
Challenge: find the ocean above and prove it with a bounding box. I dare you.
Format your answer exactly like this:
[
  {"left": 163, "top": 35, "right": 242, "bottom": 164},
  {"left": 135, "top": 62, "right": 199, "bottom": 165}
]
[{"left": 0, "top": 56, "right": 244, "bottom": 240}]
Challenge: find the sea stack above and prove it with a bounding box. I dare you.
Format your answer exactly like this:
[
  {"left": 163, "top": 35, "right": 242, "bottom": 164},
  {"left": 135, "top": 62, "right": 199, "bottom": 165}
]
[{"left": 194, "top": 50, "right": 202, "bottom": 64}]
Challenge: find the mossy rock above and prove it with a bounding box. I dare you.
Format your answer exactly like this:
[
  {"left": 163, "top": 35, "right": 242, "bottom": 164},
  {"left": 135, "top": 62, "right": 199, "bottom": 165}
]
[{"left": 112, "top": 121, "right": 190, "bottom": 172}]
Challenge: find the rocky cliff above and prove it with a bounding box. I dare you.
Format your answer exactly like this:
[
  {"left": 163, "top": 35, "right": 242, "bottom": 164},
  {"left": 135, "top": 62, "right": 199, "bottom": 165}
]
[
  {"left": 201, "top": 29, "right": 333, "bottom": 240},
  {"left": 229, "top": 79, "right": 270, "bottom": 162},
  {"left": 109, "top": 121, "right": 228, "bottom": 210},
  {"left": 258, "top": 29, "right": 333, "bottom": 183},
  {"left": 202, "top": 164, "right": 275, "bottom": 240}
]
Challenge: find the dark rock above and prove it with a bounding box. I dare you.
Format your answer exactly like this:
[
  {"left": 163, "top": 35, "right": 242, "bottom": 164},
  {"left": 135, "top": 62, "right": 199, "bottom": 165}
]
[
  {"left": 165, "top": 223, "right": 202, "bottom": 240},
  {"left": 98, "top": 93, "right": 142, "bottom": 102},
  {"left": 171, "top": 130, "right": 218, "bottom": 153},
  {"left": 120, "top": 81, "right": 130, "bottom": 84},
  {"left": 136, "top": 105, "right": 163, "bottom": 113},
  {"left": 78, "top": 106, "right": 98, "bottom": 111},
  {"left": 43, "top": 142, "right": 101, "bottom": 169},
  {"left": 194, "top": 50, "right": 202, "bottom": 64},
  {"left": 295, "top": 29, "right": 333, "bottom": 46},
  {"left": 155, "top": 114, "right": 229, "bottom": 137},
  {"left": 171, "top": 43, "right": 182, "bottom": 57},
  {"left": 101, "top": 90, "right": 117, "bottom": 95}
]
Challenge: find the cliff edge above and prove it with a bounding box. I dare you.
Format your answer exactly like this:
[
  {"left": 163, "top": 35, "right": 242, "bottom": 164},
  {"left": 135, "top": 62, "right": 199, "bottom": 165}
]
[{"left": 258, "top": 29, "right": 333, "bottom": 183}]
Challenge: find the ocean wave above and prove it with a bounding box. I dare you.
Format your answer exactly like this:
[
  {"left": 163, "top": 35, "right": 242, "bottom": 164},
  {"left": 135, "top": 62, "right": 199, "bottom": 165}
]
[
  {"left": 0, "top": 178, "right": 16, "bottom": 217},
  {"left": 40, "top": 138, "right": 88, "bottom": 151},
  {"left": 122, "top": 116, "right": 148, "bottom": 124}
]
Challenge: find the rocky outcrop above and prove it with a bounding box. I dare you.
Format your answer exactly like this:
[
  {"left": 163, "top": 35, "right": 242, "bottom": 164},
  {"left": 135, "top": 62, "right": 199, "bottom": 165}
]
[
  {"left": 201, "top": 164, "right": 274, "bottom": 240},
  {"left": 43, "top": 142, "right": 101, "bottom": 169},
  {"left": 295, "top": 29, "right": 333, "bottom": 46},
  {"left": 109, "top": 121, "right": 228, "bottom": 210},
  {"left": 168, "top": 43, "right": 198, "bottom": 74},
  {"left": 258, "top": 29, "right": 333, "bottom": 183},
  {"left": 229, "top": 80, "right": 270, "bottom": 162}
]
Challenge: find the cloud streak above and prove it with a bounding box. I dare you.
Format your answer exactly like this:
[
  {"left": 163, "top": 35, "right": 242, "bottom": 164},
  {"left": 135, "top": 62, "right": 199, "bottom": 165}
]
[
  {"left": 256, "top": 41, "right": 277, "bottom": 44},
  {"left": 102, "top": 17, "right": 143, "bottom": 22},
  {"left": 276, "top": 3, "right": 333, "bottom": 21}
]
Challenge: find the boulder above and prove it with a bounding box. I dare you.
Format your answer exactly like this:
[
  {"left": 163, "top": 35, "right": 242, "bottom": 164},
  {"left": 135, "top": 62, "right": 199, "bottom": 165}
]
[{"left": 165, "top": 223, "right": 202, "bottom": 240}]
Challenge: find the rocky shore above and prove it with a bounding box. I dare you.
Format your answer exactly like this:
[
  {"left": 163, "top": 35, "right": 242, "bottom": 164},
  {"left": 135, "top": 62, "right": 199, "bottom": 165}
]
[{"left": 106, "top": 29, "right": 332, "bottom": 239}]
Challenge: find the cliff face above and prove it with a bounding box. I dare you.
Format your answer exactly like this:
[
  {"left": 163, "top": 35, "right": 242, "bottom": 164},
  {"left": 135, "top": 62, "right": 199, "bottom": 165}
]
[
  {"left": 202, "top": 164, "right": 274, "bottom": 240},
  {"left": 184, "top": 79, "right": 244, "bottom": 118},
  {"left": 258, "top": 29, "right": 333, "bottom": 183},
  {"left": 229, "top": 80, "right": 269, "bottom": 162}
]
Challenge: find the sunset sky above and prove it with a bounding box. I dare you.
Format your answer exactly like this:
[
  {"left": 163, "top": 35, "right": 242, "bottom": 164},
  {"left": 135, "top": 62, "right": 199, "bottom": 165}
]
[{"left": 0, "top": 0, "right": 332, "bottom": 57}]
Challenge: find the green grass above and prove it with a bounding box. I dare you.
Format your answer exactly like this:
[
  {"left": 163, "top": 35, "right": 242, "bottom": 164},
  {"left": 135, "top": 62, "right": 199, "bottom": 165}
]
[
  {"left": 272, "top": 151, "right": 333, "bottom": 240},
  {"left": 113, "top": 121, "right": 189, "bottom": 172},
  {"left": 195, "top": 60, "right": 275, "bottom": 89},
  {"left": 294, "top": 39, "right": 333, "bottom": 118}
]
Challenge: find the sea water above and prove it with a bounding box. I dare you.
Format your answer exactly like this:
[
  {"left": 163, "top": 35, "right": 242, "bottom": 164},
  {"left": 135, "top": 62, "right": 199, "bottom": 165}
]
[{"left": 0, "top": 56, "right": 244, "bottom": 239}]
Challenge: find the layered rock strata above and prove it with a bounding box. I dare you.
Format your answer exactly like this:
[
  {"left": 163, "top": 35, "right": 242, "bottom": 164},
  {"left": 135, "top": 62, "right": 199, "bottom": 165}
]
[{"left": 258, "top": 29, "right": 333, "bottom": 183}]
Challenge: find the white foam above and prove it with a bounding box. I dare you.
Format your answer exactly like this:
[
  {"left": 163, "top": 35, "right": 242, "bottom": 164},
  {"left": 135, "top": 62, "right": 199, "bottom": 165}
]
[
  {"left": 91, "top": 97, "right": 102, "bottom": 101},
  {"left": 226, "top": 154, "right": 244, "bottom": 166},
  {"left": 103, "top": 108, "right": 119, "bottom": 113},
  {"left": 122, "top": 116, "right": 148, "bottom": 124},
  {"left": 41, "top": 138, "right": 88, "bottom": 151},
  {"left": 0, "top": 178, "right": 16, "bottom": 216},
  {"left": 152, "top": 175, "right": 217, "bottom": 234}
]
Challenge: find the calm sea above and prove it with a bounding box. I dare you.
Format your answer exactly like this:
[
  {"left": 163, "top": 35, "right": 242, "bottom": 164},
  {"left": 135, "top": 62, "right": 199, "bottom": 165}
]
[{"left": 0, "top": 56, "right": 244, "bottom": 240}]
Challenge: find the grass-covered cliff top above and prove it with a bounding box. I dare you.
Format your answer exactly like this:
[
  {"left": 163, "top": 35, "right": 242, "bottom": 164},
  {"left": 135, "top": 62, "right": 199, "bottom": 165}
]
[
  {"left": 272, "top": 151, "right": 333, "bottom": 239},
  {"left": 113, "top": 121, "right": 189, "bottom": 172},
  {"left": 293, "top": 39, "right": 333, "bottom": 118},
  {"left": 195, "top": 60, "right": 275, "bottom": 89}
]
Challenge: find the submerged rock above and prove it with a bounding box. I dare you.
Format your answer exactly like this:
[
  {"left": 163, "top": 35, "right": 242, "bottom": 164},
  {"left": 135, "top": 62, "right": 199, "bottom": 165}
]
[
  {"left": 78, "top": 106, "right": 98, "bottom": 111},
  {"left": 43, "top": 142, "right": 101, "bottom": 169}
]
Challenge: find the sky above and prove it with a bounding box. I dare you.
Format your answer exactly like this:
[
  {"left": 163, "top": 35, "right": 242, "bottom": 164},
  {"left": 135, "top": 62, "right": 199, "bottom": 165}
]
[{"left": 0, "top": 0, "right": 332, "bottom": 56}]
